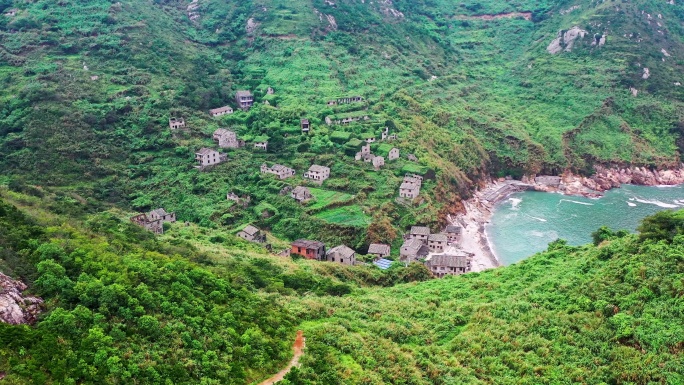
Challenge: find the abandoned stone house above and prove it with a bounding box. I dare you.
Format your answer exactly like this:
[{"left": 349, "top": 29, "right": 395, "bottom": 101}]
[
  {"left": 90, "top": 75, "right": 99, "bottom": 81},
  {"left": 235, "top": 90, "right": 254, "bottom": 110},
  {"left": 445, "top": 225, "right": 462, "bottom": 244},
  {"left": 388, "top": 148, "right": 400, "bottom": 161},
  {"left": 254, "top": 140, "right": 268, "bottom": 150},
  {"left": 195, "top": 148, "right": 225, "bottom": 168},
  {"left": 409, "top": 226, "right": 431, "bottom": 243},
  {"left": 148, "top": 208, "right": 176, "bottom": 223},
  {"left": 381, "top": 127, "right": 389, "bottom": 140},
  {"left": 209, "top": 106, "right": 234, "bottom": 117},
  {"left": 301, "top": 119, "right": 310, "bottom": 133},
  {"left": 326, "top": 245, "right": 356, "bottom": 266},
  {"left": 267, "top": 87, "right": 274, "bottom": 94},
  {"left": 387, "top": 133, "right": 398, "bottom": 141},
  {"left": 237, "top": 225, "right": 266, "bottom": 243},
  {"left": 407, "top": 174, "right": 424, "bottom": 183},
  {"left": 213, "top": 129, "right": 244, "bottom": 148},
  {"left": 372, "top": 156, "right": 385, "bottom": 169},
  {"left": 399, "top": 181, "right": 421, "bottom": 199},
  {"left": 368, "top": 243, "right": 391, "bottom": 259},
  {"left": 261, "top": 163, "right": 295, "bottom": 179},
  {"left": 355, "top": 144, "right": 371, "bottom": 161},
  {"left": 130, "top": 214, "right": 164, "bottom": 235},
  {"left": 4, "top": 8, "right": 17, "bottom": 16},
  {"left": 400, "top": 238, "right": 429, "bottom": 263},
  {"left": 169, "top": 117, "right": 185, "bottom": 130},
  {"left": 364, "top": 137, "right": 376, "bottom": 144},
  {"left": 325, "top": 114, "right": 369, "bottom": 126},
  {"left": 428, "top": 233, "right": 448, "bottom": 253},
  {"left": 227, "top": 192, "right": 250, "bottom": 206},
  {"left": 291, "top": 186, "right": 313, "bottom": 203},
  {"left": 407, "top": 154, "right": 418, "bottom": 162},
  {"left": 304, "top": 165, "right": 330, "bottom": 182},
  {"left": 425, "top": 253, "right": 470, "bottom": 278},
  {"left": 131, "top": 208, "right": 175, "bottom": 235},
  {"left": 327, "top": 96, "right": 364, "bottom": 105},
  {"left": 291, "top": 239, "right": 326, "bottom": 260}
]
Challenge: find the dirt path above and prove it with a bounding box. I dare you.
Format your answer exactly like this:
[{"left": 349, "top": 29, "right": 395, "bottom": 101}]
[{"left": 258, "top": 330, "right": 306, "bottom": 385}]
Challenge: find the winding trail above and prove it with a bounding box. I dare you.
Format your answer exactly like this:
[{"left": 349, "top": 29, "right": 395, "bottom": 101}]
[{"left": 258, "top": 330, "right": 306, "bottom": 385}]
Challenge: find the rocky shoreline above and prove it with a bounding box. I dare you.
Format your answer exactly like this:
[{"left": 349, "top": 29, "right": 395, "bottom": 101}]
[
  {"left": 0, "top": 272, "right": 43, "bottom": 325},
  {"left": 451, "top": 165, "right": 684, "bottom": 271},
  {"left": 528, "top": 165, "right": 684, "bottom": 197}
]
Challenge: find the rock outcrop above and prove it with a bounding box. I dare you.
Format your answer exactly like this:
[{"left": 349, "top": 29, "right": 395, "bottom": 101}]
[
  {"left": 547, "top": 26, "right": 588, "bottom": 54},
  {"left": 0, "top": 272, "right": 43, "bottom": 325},
  {"left": 529, "top": 165, "right": 684, "bottom": 197}
]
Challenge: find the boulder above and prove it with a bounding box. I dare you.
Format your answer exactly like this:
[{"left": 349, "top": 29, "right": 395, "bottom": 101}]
[{"left": 0, "top": 272, "right": 43, "bottom": 325}]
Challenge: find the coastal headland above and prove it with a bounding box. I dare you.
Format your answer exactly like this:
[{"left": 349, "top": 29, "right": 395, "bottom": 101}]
[{"left": 451, "top": 165, "right": 684, "bottom": 271}]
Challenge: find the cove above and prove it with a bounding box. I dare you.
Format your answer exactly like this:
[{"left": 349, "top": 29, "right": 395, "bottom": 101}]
[{"left": 486, "top": 184, "right": 684, "bottom": 265}]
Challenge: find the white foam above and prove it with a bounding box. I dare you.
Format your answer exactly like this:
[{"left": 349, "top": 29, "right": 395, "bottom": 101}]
[
  {"left": 633, "top": 197, "right": 679, "bottom": 208},
  {"left": 509, "top": 197, "right": 522, "bottom": 210},
  {"left": 627, "top": 201, "right": 637, "bottom": 207},
  {"left": 559, "top": 199, "right": 594, "bottom": 206},
  {"left": 525, "top": 214, "right": 547, "bottom": 222}
]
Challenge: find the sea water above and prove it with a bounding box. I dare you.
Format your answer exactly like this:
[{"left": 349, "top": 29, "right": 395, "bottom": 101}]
[{"left": 486, "top": 184, "right": 684, "bottom": 265}]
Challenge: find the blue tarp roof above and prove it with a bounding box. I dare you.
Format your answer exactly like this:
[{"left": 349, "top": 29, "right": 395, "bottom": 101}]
[{"left": 373, "top": 258, "right": 393, "bottom": 270}]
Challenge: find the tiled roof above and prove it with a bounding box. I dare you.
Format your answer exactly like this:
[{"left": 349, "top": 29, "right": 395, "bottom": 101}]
[
  {"left": 308, "top": 165, "right": 329, "bottom": 173},
  {"left": 242, "top": 225, "right": 260, "bottom": 235},
  {"left": 213, "top": 128, "right": 234, "bottom": 137},
  {"left": 292, "top": 239, "right": 325, "bottom": 249},
  {"left": 411, "top": 226, "right": 430, "bottom": 236},
  {"left": 400, "top": 182, "right": 420, "bottom": 190},
  {"left": 368, "top": 243, "right": 390, "bottom": 255},
  {"left": 401, "top": 238, "right": 423, "bottom": 251},
  {"left": 149, "top": 208, "right": 167, "bottom": 216},
  {"left": 236, "top": 90, "right": 252, "bottom": 97},
  {"left": 196, "top": 147, "right": 216, "bottom": 156},
  {"left": 210, "top": 106, "right": 233, "bottom": 114},
  {"left": 445, "top": 225, "right": 462, "bottom": 234},
  {"left": 429, "top": 233, "right": 448, "bottom": 242},
  {"left": 327, "top": 245, "right": 355, "bottom": 259},
  {"left": 292, "top": 186, "right": 310, "bottom": 195},
  {"left": 272, "top": 164, "right": 292, "bottom": 172}
]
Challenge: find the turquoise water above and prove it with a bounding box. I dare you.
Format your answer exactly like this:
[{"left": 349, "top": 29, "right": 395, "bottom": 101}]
[{"left": 486, "top": 184, "right": 684, "bottom": 265}]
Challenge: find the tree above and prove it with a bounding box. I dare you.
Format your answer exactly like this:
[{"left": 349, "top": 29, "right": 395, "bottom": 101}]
[{"left": 638, "top": 210, "right": 684, "bottom": 242}]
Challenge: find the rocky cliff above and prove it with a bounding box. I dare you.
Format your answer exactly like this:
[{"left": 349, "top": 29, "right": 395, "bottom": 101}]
[
  {"left": 526, "top": 165, "right": 684, "bottom": 197},
  {"left": 0, "top": 272, "right": 43, "bottom": 325}
]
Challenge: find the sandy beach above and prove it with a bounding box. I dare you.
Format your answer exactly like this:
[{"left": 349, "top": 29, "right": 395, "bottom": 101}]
[
  {"left": 450, "top": 166, "right": 684, "bottom": 272},
  {"left": 448, "top": 180, "right": 535, "bottom": 272}
]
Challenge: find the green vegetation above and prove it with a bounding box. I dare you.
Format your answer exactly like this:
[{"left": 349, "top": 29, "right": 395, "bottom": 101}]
[
  {"left": 0, "top": 190, "right": 431, "bottom": 384},
  {"left": 1, "top": 0, "right": 682, "bottom": 248},
  {"left": 307, "top": 188, "right": 354, "bottom": 210},
  {"left": 1, "top": 0, "right": 684, "bottom": 382},
  {"left": 2, "top": 187, "right": 684, "bottom": 384},
  {"left": 314, "top": 205, "right": 371, "bottom": 227},
  {"left": 283, "top": 211, "right": 684, "bottom": 384}
]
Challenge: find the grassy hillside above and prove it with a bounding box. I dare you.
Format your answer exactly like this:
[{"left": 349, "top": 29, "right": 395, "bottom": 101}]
[
  {"left": 1, "top": 190, "right": 683, "bottom": 384},
  {"left": 285, "top": 214, "right": 684, "bottom": 384},
  {"left": 0, "top": 188, "right": 431, "bottom": 384},
  {"left": 1, "top": 0, "right": 683, "bottom": 246}
]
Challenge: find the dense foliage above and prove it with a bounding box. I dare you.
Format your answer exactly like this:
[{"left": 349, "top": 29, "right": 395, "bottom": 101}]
[
  {"left": 1, "top": 0, "right": 682, "bottom": 248},
  {"left": 2, "top": 192, "right": 684, "bottom": 384},
  {"left": 284, "top": 211, "right": 684, "bottom": 384},
  {"left": 0, "top": 195, "right": 297, "bottom": 384}
]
